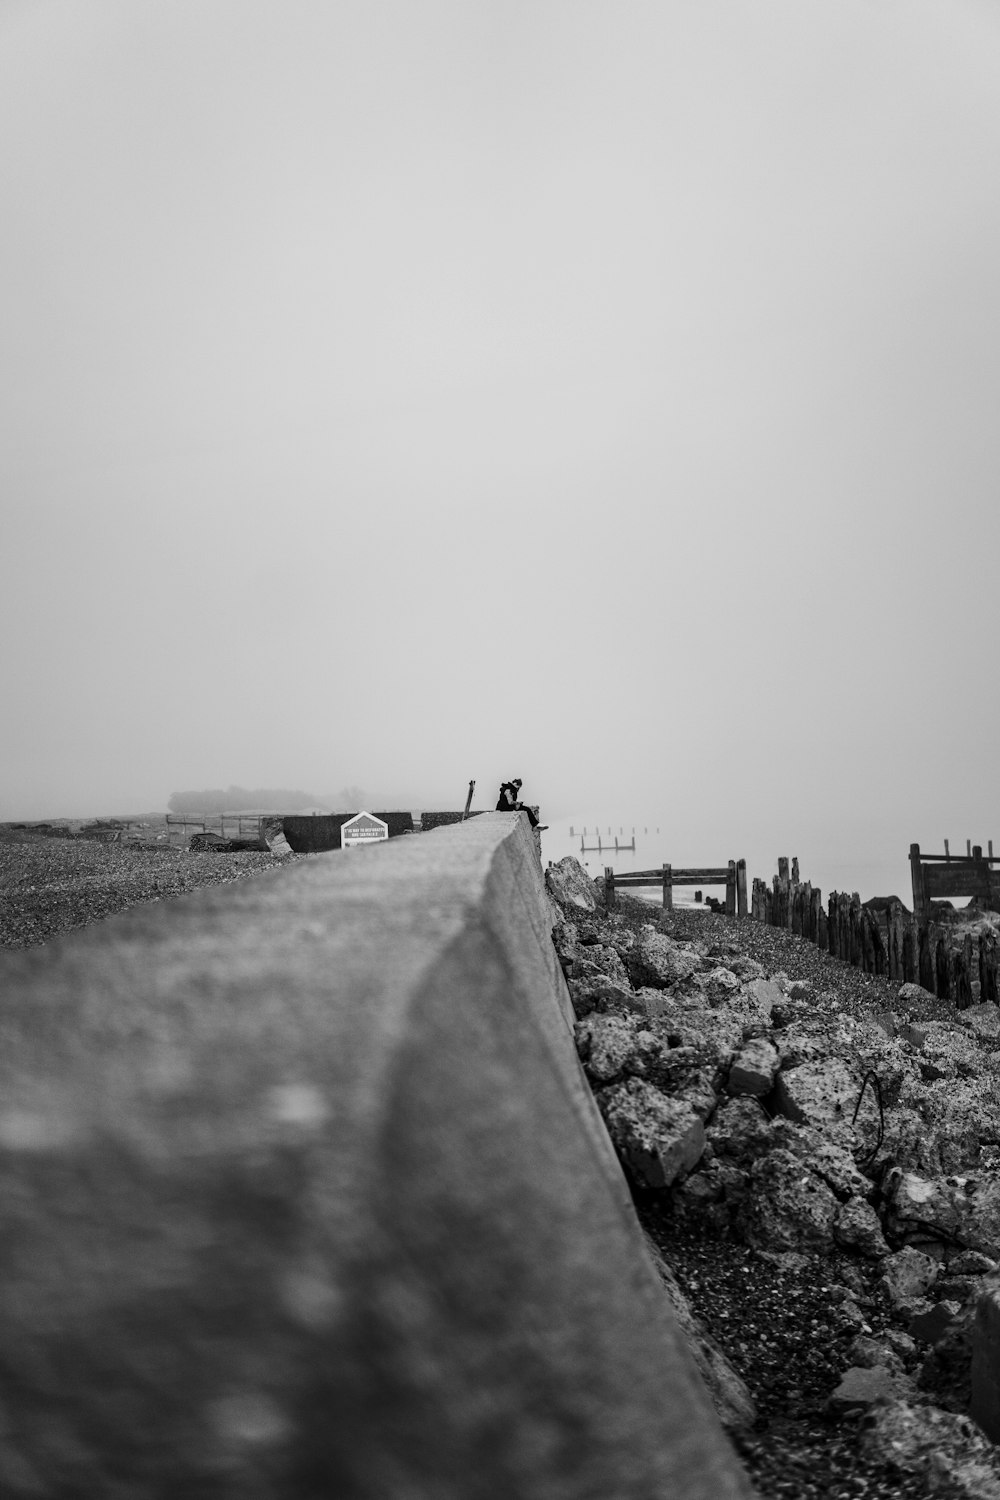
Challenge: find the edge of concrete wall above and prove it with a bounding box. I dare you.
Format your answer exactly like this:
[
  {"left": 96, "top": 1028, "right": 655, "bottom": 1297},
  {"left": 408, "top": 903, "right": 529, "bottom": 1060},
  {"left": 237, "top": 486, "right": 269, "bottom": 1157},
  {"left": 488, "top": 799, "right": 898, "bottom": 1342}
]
[{"left": 0, "top": 812, "right": 754, "bottom": 1498}]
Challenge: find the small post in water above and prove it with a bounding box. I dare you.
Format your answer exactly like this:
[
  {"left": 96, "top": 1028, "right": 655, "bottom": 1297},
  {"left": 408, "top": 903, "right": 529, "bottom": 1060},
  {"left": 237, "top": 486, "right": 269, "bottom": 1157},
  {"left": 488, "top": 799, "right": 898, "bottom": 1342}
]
[{"left": 604, "top": 866, "right": 616, "bottom": 909}]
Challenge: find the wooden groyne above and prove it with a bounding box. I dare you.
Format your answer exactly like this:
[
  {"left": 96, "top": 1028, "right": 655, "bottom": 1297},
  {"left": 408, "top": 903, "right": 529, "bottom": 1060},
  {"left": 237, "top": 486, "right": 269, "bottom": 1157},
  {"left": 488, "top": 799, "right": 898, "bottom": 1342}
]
[
  {"left": 750, "top": 854, "right": 999, "bottom": 1006},
  {"left": 605, "top": 859, "right": 748, "bottom": 915}
]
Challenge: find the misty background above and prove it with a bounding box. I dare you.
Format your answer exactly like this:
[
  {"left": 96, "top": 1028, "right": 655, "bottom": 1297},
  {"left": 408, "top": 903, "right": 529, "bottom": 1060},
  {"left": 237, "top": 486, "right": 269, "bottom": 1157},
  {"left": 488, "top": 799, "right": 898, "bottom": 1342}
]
[{"left": 3, "top": 1, "right": 999, "bottom": 899}]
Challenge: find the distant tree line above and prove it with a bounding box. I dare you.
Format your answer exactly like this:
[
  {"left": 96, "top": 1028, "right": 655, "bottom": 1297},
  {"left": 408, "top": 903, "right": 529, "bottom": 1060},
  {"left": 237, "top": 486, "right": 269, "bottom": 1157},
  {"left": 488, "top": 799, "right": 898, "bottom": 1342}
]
[{"left": 167, "top": 787, "right": 327, "bottom": 815}]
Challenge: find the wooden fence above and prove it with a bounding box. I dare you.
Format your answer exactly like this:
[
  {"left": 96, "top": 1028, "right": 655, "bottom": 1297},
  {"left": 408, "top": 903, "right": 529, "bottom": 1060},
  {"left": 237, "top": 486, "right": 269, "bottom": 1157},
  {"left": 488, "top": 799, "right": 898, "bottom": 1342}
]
[
  {"left": 604, "top": 860, "right": 747, "bottom": 916},
  {"left": 910, "top": 841, "right": 1000, "bottom": 919},
  {"left": 750, "top": 855, "right": 999, "bottom": 1007}
]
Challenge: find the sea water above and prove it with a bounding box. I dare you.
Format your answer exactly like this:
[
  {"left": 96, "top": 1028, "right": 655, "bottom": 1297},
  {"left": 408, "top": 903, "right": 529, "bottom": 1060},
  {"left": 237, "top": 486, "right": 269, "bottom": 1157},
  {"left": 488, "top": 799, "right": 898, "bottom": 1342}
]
[{"left": 539, "top": 821, "right": 918, "bottom": 910}]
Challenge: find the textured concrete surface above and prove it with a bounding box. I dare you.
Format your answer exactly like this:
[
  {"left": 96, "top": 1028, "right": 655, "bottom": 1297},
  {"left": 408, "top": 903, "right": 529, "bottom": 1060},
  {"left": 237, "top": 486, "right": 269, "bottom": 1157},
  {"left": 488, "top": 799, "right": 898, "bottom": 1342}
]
[{"left": 0, "top": 812, "right": 754, "bottom": 1498}]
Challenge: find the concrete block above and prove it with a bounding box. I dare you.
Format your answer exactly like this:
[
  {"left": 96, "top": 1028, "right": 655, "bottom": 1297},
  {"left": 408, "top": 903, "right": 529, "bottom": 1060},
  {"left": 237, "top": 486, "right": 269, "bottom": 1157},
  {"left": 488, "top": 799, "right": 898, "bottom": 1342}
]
[{"left": 0, "top": 812, "right": 753, "bottom": 1498}]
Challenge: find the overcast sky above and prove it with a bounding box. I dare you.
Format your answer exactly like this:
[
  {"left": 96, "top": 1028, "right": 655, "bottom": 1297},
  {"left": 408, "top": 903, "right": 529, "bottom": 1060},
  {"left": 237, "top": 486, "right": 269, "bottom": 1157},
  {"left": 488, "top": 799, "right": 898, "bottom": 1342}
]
[{"left": 3, "top": 0, "right": 999, "bottom": 871}]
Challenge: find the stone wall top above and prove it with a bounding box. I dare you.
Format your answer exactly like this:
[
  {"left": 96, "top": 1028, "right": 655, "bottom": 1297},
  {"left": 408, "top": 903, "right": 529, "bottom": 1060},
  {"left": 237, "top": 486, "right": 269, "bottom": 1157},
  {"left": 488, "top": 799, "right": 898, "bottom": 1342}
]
[{"left": 0, "top": 812, "right": 752, "bottom": 1498}]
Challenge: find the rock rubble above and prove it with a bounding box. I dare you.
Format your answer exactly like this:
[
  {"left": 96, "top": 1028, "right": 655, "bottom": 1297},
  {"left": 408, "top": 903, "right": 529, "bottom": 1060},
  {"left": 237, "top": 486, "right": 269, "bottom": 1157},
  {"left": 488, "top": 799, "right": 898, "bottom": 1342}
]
[{"left": 545, "top": 854, "right": 1000, "bottom": 1500}]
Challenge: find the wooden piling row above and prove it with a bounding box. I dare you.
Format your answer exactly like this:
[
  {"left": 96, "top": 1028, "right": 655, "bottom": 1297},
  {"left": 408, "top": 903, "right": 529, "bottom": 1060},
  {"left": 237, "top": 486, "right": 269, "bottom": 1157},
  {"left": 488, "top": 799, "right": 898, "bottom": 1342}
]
[{"left": 750, "top": 859, "right": 1000, "bottom": 1010}]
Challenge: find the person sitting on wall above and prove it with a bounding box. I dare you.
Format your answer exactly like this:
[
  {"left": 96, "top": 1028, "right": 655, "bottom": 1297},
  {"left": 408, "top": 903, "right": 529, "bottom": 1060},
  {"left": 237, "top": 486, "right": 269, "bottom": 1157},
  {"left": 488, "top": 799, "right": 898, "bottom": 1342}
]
[{"left": 495, "top": 778, "right": 546, "bottom": 831}]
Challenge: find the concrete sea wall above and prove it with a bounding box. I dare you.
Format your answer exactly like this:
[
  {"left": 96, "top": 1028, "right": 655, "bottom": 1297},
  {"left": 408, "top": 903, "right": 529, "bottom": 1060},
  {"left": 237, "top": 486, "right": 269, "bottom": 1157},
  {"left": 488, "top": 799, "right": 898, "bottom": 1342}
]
[{"left": 0, "top": 812, "right": 753, "bottom": 1497}]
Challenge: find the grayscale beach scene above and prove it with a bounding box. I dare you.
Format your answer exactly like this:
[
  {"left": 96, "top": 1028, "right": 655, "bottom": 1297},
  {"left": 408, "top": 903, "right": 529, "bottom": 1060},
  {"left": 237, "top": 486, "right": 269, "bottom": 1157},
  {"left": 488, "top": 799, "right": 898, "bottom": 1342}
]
[{"left": 2, "top": 4, "right": 1000, "bottom": 1496}]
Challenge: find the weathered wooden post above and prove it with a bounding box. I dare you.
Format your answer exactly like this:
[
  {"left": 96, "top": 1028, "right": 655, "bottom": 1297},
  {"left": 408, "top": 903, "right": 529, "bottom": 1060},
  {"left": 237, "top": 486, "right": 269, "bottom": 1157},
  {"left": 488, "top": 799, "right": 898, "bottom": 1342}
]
[
  {"left": 835, "top": 892, "right": 846, "bottom": 961},
  {"left": 662, "top": 863, "right": 672, "bottom": 911},
  {"left": 604, "top": 866, "right": 616, "bottom": 910},
  {"left": 776, "top": 857, "right": 791, "bottom": 928},
  {"left": 736, "top": 859, "right": 747, "bottom": 919},
  {"left": 871, "top": 910, "right": 887, "bottom": 977},
  {"left": 902, "top": 916, "right": 917, "bottom": 985},
  {"left": 810, "top": 887, "right": 823, "bottom": 947},
  {"left": 886, "top": 900, "right": 901, "bottom": 981},
  {"left": 860, "top": 908, "right": 875, "bottom": 974},
  {"left": 935, "top": 933, "right": 951, "bottom": 1000},
  {"left": 981, "top": 931, "right": 999, "bottom": 1005},
  {"left": 751, "top": 877, "right": 764, "bottom": 922},
  {"left": 918, "top": 923, "right": 935, "bottom": 992},
  {"left": 910, "top": 844, "right": 927, "bottom": 922},
  {"left": 952, "top": 943, "right": 972, "bottom": 1009},
  {"left": 958, "top": 932, "right": 975, "bottom": 1008},
  {"left": 725, "top": 861, "right": 736, "bottom": 917}
]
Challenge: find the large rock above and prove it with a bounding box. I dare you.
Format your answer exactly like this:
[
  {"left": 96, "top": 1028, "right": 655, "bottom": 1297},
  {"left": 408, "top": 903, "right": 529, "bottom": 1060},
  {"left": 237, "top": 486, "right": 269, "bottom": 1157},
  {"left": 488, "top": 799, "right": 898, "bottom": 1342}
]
[
  {"left": 773, "top": 1056, "right": 881, "bottom": 1150},
  {"left": 728, "top": 1038, "right": 779, "bottom": 1097},
  {"left": 879, "top": 1245, "right": 940, "bottom": 1308},
  {"left": 882, "top": 1169, "right": 1000, "bottom": 1258},
  {"left": 794, "top": 1134, "right": 871, "bottom": 1200},
  {"left": 598, "top": 1079, "right": 706, "bottom": 1189},
  {"left": 630, "top": 991, "right": 745, "bottom": 1055},
  {"left": 744, "top": 977, "right": 781, "bottom": 1019},
  {"left": 848, "top": 1334, "right": 904, "bottom": 1372},
  {"left": 860, "top": 1400, "right": 1000, "bottom": 1496},
  {"left": 913, "top": 1023, "right": 983, "bottom": 1081},
  {"left": 826, "top": 1365, "right": 913, "bottom": 1415},
  {"left": 545, "top": 856, "right": 600, "bottom": 911},
  {"left": 575, "top": 1014, "right": 640, "bottom": 1084},
  {"left": 883, "top": 1095, "right": 992, "bottom": 1178},
  {"left": 567, "top": 971, "right": 641, "bottom": 1019},
  {"left": 740, "top": 1148, "right": 840, "bottom": 1253},
  {"left": 551, "top": 919, "right": 580, "bottom": 974},
  {"left": 834, "top": 1197, "right": 890, "bottom": 1258},
  {"left": 693, "top": 968, "right": 741, "bottom": 1006},
  {"left": 579, "top": 944, "right": 630, "bottom": 987},
  {"left": 575, "top": 1018, "right": 724, "bottom": 1123},
  {"left": 707, "top": 1096, "right": 777, "bottom": 1168},
  {"left": 626, "top": 930, "right": 701, "bottom": 990}
]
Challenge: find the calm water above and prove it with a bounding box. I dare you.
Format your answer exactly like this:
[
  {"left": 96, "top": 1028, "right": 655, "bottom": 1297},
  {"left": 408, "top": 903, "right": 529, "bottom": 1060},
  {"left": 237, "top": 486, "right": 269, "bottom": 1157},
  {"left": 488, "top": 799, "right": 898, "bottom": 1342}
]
[{"left": 539, "top": 821, "right": 918, "bottom": 909}]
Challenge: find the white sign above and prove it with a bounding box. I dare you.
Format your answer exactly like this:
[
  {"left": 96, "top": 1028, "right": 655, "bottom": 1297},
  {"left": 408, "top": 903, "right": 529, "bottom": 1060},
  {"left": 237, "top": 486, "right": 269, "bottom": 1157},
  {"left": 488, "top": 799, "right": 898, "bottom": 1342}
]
[{"left": 341, "top": 811, "right": 389, "bottom": 849}]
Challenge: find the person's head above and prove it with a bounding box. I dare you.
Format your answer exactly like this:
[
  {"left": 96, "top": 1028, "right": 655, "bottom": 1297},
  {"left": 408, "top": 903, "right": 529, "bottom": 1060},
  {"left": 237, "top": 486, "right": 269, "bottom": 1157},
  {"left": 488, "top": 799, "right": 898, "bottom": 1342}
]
[{"left": 513, "top": 778, "right": 522, "bottom": 789}]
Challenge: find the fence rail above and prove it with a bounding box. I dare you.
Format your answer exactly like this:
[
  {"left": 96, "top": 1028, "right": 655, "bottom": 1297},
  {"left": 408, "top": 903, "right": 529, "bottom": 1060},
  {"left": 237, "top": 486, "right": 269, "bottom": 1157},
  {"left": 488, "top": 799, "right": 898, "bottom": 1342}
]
[
  {"left": 604, "top": 859, "right": 748, "bottom": 915},
  {"left": 910, "top": 842, "right": 1000, "bottom": 918}
]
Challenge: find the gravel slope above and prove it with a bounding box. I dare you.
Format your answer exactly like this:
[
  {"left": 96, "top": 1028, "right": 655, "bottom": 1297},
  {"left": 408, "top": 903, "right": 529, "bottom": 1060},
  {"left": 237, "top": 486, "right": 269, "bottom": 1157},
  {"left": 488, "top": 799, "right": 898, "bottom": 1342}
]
[
  {"left": 617, "top": 897, "right": 996, "bottom": 1500},
  {"left": 0, "top": 832, "right": 293, "bottom": 949}
]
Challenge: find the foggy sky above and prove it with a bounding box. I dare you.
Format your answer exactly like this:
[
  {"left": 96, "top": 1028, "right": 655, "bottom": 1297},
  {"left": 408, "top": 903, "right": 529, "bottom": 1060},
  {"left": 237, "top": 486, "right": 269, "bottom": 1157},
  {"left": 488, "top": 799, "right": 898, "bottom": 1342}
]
[{"left": 3, "top": 1, "right": 999, "bottom": 870}]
